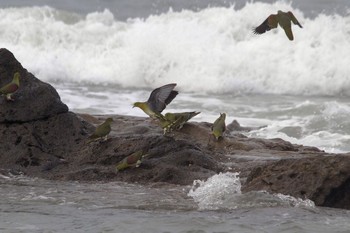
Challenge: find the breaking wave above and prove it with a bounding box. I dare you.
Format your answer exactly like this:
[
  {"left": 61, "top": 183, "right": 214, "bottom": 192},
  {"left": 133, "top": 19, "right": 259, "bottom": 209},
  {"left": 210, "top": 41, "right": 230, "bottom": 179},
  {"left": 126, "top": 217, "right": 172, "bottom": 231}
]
[
  {"left": 0, "top": 1, "right": 349, "bottom": 96},
  {"left": 188, "top": 172, "right": 315, "bottom": 210}
]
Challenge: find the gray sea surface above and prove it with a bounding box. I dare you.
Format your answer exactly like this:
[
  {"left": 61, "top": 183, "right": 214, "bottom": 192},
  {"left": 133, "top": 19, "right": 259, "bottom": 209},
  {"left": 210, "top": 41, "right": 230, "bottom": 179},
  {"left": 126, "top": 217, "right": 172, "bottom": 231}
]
[{"left": 1, "top": 174, "right": 350, "bottom": 233}]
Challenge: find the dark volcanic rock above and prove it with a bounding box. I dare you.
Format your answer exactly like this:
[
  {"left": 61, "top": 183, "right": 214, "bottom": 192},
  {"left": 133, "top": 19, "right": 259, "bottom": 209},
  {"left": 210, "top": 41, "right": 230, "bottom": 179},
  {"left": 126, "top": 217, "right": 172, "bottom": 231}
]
[
  {"left": 0, "top": 48, "right": 68, "bottom": 122},
  {"left": 56, "top": 116, "right": 223, "bottom": 185},
  {"left": 1, "top": 48, "right": 350, "bottom": 210},
  {"left": 0, "top": 112, "right": 92, "bottom": 174},
  {"left": 243, "top": 155, "right": 350, "bottom": 208}
]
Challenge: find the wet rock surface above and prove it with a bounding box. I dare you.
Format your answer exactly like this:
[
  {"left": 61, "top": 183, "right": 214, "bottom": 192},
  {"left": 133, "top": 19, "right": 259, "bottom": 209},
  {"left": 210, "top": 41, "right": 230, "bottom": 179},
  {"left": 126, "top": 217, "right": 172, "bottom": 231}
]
[
  {"left": 243, "top": 154, "right": 350, "bottom": 208},
  {"left": 0, "top": 48, "right": 68, "bottom": 122},
  {"left": 1, "top": 48, "right": 350, "bottom": 210}
]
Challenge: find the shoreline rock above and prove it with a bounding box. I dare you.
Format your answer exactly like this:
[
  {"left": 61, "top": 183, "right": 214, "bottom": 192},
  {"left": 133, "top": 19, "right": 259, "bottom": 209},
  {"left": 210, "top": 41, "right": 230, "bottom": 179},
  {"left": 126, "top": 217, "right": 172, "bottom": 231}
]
[
  {"left": 1, "top": 48, "right": 350, "bottom": 210},
  {"left": 0, "top": 49, "right": 68, "bottom": 122}
]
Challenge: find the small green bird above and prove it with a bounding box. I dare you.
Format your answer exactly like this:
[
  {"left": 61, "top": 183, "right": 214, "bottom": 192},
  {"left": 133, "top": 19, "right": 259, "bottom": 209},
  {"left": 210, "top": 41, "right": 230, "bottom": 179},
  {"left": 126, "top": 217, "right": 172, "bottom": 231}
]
[
  {"left": 88, "top": 117, "right": 113, "bottom": 142},
  {"left": 253, "top": 10, "right": 303, "bottom": 40},
  {"left": 133, "top": 83, "right": 178, "bottom": 120},
  {"left": 116, "top": 150, "right": 148, "bottom": 172},
  {"left": 0, "top": 72, "right": 20, "bottom": 101},
  {"left": 212, "top": 113, "right": 226, "bottom": 141},
  {"left": 161, "top": 111, "right": 200, "bottom": 134}
]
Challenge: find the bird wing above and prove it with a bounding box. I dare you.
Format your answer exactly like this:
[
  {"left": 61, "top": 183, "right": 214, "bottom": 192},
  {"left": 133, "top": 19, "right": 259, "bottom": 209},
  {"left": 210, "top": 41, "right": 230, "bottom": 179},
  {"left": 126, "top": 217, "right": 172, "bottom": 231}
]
[
  {"left": 90, "top": 122, "right": 111, "bottom": 138},
  {"left": 212, "top": 114, "right": 226, "bottom": 132},
  {"left": 253, "top": 14, "right": 278, "bottom": 34},
  {"left": 283, "top": 25, "right": 294, "bottom": 41},
  {"left": 0, "top": 82, "right": 18, "bottom": 94},
  {"left": 164, "top": 90, "right": 178, "bottom": 105},
  {"left": 288, "top": 11, "right": 302, "bottom": 28},
  {"left": 126, "top": 151, "right": 143, "bottom": 165},
  {"left": 148, "top": 83, "right": 177, "bottom": 113},
  {"left": 222, "top": 120, "right": 226, "bottom": 132}
]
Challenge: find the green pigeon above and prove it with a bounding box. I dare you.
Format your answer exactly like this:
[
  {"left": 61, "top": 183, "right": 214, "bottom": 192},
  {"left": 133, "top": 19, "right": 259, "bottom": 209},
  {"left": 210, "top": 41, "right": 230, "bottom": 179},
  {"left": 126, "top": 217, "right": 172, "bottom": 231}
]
[
  {"left": 115, "top": 150, "right": 148, "bottom": 172},
  {"left": 160, "top": 111, "right": 200, "bottom": 134},
  {"left": 0, "top": 72, "right": 20, "bottom": 101},
  {"left": 253, "top": 10, "right": 303, "bottom": 40},
  {"left": 133, "top": 83, "right": 178, "bottom": 120},
  {"left": 212, "top": 113, "right": 226, "bottom": 141},
  {"left": 88, "top": 117, "right": 113, "bottom": 142}
]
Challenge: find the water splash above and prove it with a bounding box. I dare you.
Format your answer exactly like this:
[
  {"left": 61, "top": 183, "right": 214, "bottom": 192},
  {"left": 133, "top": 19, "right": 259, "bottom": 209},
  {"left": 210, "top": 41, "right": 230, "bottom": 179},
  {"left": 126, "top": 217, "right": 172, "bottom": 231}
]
[
  {"left": 188, "top": 172, "right": 241, "bottom": 210},
  {"left": 0, "top": 2, "right": 349, "bottom": 96},
  {"left": 188, "top": 172, "right": 315, "bottom": 210}
]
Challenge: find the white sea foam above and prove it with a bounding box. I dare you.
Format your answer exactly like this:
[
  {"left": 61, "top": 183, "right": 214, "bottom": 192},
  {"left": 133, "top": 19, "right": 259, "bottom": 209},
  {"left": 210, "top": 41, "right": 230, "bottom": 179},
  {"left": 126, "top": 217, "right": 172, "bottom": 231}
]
[
  {"left": 0, "top": 2, "right": 349, "bottom": 96},
  {"left": 245, "top": 100, "right": 350, "bottom": 153},
  {"left": 188, "top": 172, "right": 242, "bottom": 210},
  {"left": 188, "top": 172, "right": 315, "bottom": 210}
]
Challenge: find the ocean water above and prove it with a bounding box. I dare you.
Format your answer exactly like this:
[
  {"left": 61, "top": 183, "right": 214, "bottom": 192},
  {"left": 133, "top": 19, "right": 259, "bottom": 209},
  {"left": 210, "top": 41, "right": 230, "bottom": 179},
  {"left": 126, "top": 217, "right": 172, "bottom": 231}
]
[
  {"left": 1, "top": 0, "right": 350, "bottom": 232},
  {"left": 2, "top": 172, "right": 350, "bottom": 233}
]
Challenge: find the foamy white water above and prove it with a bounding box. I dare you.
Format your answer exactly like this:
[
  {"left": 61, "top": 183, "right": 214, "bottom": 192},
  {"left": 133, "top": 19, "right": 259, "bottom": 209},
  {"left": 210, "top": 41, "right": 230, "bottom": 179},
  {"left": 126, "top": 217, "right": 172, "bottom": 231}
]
[
  {"left": 0, "top": 2, "right": 350, "bottom": 96},
  {"left": 53, "top": 82, "right": 350, "bottom": 153},
  {"left": 188, "top": 172, "right": 315, "bottom": 210}
]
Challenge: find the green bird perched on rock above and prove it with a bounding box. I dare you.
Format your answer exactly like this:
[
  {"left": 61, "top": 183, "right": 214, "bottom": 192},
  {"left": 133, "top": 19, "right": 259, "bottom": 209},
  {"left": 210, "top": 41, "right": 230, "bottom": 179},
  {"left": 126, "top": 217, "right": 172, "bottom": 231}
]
[
  {"left": 133, "top": 83, "right": 178, "bottom": 120},
  {"left": 0, "top": 72, "right": 20, "bottom": 101},
  {"left": 116, "top": 150, "right": 148, "bottom": 172},
  {"left": 88, "top": 117, "right": 113, "bottom": 142},
  {"left": 160, "top": 111, "right": 200, "bottom": 134},
  {"left": 212, "top": 113, "right": 226, "bottom": 141},
  {"left": 253, "top": 10, "right": 302, "bottom": 40}
]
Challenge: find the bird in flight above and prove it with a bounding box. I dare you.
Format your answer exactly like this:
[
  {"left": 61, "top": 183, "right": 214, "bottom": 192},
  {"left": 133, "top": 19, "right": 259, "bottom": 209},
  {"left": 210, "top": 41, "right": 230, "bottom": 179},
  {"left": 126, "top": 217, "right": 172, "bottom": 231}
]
[{"left": 253, "top": 10, "right": 303, "bottom": 40}]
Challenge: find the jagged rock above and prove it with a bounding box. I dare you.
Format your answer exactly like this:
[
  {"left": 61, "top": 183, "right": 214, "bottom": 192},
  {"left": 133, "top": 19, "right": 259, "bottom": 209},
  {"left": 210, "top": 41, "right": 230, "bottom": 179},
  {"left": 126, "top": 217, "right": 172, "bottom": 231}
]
[
  {"left": 243, "top": 155, "right": 350, "bottom": 209},
  {"left": 53, "top": 116, "right": 223, "bottom": 185},
  {"left": 1, "top": 48, "right": 350, "bottom": 210},
  {"left": 0, "top": 112, "right": 92, "bottom": 174},
  {"left": 0, "top": 48, "right": 68, "bottom": 122}
]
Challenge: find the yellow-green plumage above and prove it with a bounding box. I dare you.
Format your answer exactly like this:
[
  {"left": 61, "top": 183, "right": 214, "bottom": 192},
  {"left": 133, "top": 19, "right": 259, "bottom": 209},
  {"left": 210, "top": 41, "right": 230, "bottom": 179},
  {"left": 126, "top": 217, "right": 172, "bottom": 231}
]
[
  {"left": 212, "top": 113, "right": 226, "bottom": 140},
  {"left": 133, "top": 83, "right": 178, "bottom": 119},
  {"left": 253, "top": 10, "right": 303, "bottom": 40},
  {"left": 0, "top": 72, "right": 20, "bottom": 101},
  {"left": 160, "top": 111, "right": 200, "bottom": 134},
  {"left": 88, "top": 117, "right": 113, "bottom": 141},
  {"left": 133, "top": 102, "right": 165, "bottom": 120},
  {"left": 116, "top": 150, "right": 148, "bottom": 172}
]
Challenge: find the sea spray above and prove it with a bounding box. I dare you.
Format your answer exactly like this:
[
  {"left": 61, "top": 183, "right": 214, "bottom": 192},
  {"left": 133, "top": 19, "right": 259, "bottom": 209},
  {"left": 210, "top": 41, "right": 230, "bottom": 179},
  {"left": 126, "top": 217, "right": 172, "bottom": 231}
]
[
  {"left": 188, "top": 172, "right": 241, "bottom": 210},
  {"left": 188, "top": 172, "right": 315, "bottom": 210},
  {"left": 0, "top": 2, "right": 349, "bottom": 96}
]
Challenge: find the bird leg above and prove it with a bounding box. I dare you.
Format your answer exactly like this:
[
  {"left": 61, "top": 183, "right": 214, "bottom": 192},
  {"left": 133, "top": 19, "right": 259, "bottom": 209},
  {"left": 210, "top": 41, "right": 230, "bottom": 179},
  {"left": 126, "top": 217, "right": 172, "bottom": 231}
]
[
  {"left": 135, "top": 160, "right": 142, "bottom": 168},
  {"left": 5, "top": 94, "right": 14, "bottom": 101}
]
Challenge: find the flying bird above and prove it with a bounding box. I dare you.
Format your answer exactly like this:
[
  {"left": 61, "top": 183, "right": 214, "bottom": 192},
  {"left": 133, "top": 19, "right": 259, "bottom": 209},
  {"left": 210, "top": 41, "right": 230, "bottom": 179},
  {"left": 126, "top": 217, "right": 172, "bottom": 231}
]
[
  {"left": 253, "top": 10, "right": 302, "bottom": 40},
  {"left": 116, "top": 150, "right": 148, "bottom": 172},
  {"left": 133, "top": 83, "right": 178, "bottom": 120},
  {"left": 88, "top": 117, "right": 113, "bottom": 142},
  {"left": 212, "top": 113, "right": 226, "bottom": 141},
  {"left": 0, "top": 72, "right": 20, "bottom": 101}
]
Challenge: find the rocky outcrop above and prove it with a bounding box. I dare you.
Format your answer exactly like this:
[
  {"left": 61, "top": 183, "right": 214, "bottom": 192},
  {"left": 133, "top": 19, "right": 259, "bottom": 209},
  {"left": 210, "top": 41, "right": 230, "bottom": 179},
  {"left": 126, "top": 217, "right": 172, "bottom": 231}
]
[
  {"left": 243, "top": 155, "right": 350, "bottom": 208},
  {"left": 1, "top": 48, "right": 350, "bottom": 210},
  {"left": 0, "top": 49, "right": 68, "bottom": 122},
  {"left": 0, "top": 48, "right": 92, "bottom": 177}
]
